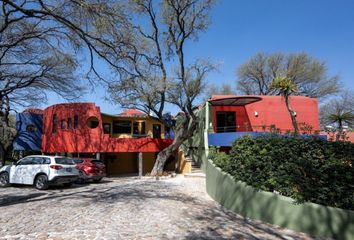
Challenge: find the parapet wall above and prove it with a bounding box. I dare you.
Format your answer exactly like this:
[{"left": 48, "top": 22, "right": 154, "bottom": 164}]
[{"left": 205, "top": 159, "right": 354, "bottom": 239}]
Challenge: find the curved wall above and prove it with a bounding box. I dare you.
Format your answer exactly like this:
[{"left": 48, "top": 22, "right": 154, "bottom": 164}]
[
  {"left": 13, "top": 112, "right": 43, "bottom": 151},
  {"left": 42, "top": 103, "right": 172, "bottom": 153},
  {"left": 206, "top": 159, "right": 354, "bottom": 239}
]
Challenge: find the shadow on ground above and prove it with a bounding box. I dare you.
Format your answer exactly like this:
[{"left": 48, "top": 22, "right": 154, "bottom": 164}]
[{"left": 0, "top": 178, "right": 319, "bottom": 239}]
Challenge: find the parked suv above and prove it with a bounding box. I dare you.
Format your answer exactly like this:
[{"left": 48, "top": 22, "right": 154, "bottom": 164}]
[
  {"left": 73, "top": 158, "right": 106, "bottom": 183},
  {"left": 0, "top": 155, "right": 79, "bottom": 190}
]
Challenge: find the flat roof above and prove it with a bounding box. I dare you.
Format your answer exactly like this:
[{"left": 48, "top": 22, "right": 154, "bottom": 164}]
[{"left": 209, "top": 96, "right": 262, "bottom": 106}]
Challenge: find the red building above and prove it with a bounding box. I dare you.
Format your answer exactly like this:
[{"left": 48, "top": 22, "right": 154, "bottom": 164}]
[
  {"left": 207, "top": 95, "right": 322, "bottom": 147},
  {"left": 40, "top": 96, "right": 322, "bottom": 174},
  {"left": 210, "top": 95, "right": 320, "bottom": 133},
  {"left": 42, "top": 103, "right": 173, "bottom": 175}
]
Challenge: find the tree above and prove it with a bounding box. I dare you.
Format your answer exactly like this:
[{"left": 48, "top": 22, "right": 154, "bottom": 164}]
[
  {"left": 0, "top": 0, "right": 130, "bottom": 166},
  {"left": 236, "top": 52, "right": 339, "bottom": 99},
  {"left": 320, "top": 90, "right": 354, "bottom": 141},
  {"left": 270, "top": 76, "right": 299, "bottom": 134},
  {"left": 203, "top": 83, "right": 234, "bottom": 102},
  {"left": 106, "top": 0, "right": 216, "bottom": 175}
]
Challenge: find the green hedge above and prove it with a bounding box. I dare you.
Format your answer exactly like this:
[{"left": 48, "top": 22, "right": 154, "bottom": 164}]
[{"left": 210, "top": 135, "right": 354, "bottom": 210}]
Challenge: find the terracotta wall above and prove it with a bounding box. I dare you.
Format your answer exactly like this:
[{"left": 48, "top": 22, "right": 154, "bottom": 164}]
[
  {"left": 42, "top": 103, "right": 172, "bottom": 153},
  {"left": 212, "top": 105, "right": 251, "bottom": 132},
  {"left": 211, "top": 96, "right": 320, "bottom": 133},
  {"left": 245, "top": 96, "right": 320, "bottom": 133}
]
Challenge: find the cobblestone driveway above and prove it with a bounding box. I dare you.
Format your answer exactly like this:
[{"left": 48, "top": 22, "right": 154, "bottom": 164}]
[{"left": 0, "top": 176, "right": 320, "bottom": 240}]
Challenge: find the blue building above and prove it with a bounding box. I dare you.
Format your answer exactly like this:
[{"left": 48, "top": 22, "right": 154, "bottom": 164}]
[{"left": 13, "top": 109, "right": 43, "bottom": 152}]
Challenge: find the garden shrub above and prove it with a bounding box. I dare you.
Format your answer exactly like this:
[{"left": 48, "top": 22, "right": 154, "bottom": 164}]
[
  {"left": 210, "top": 135, "right": 354, "bottom": 210},
  {"left": 208, "top": 148, "right": 231, "bottom": 172}
]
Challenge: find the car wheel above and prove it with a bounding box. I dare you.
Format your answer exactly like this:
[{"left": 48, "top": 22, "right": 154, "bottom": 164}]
[
  {"left": 34, "top": 175, "right": 49, "bottom": 190},
  {"left": 77, "top": 171, "right": 86, "bottom": 184},
  {"left": 0, "top": 172, "right": 10, "bottom": 187},
  {"left": 93, "top": 177, "right": 103, "bottom": 183}
]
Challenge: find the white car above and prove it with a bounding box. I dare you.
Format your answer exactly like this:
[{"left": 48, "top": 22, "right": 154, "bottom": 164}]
[{"left": 0, "top": 155, "right": 79, "bottom": 190}]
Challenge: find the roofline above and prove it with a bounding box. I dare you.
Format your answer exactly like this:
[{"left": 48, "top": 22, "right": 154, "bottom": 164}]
[{"left": 209, "top": 96, "right": 263, "bottom": 106}]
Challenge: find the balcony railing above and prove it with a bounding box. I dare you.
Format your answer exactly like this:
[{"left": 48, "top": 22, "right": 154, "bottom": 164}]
[{"left": 216, "top": 126, "right": 237, "bottom": 133}]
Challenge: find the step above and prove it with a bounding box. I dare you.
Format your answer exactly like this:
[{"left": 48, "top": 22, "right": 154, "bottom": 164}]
[{"left": 184, "top": 172, "right": 206, "bottom": 178}]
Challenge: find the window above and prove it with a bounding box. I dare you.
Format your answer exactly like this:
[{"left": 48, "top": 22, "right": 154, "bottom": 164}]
[
  {"left": 103, "top": 123, "right": 111, "bottom": 134},
  {"left": 42, "top": 157, "right": 51, "bottom": 164},
  {"left": 216, "top": 112, "right": 236, "bottom": 133},
  {"left": 26, "top": 124, "right": 36, "bottom": 133},
  {"left": 61, "top": 120, "right": 66, "bottom": 129},
  {"left": 74, "top": 115, "right": 79, "bottom": 129},
  {"left": 55, "top": 157, "right": 75, "bottom": 165},
  {"left": 52, "top": 114, "right": 57, "bottom": 133},
  {"left": 67, "top": 118, "right": 72, "bottom": 129},
  {"left": 33, "top": 157, "right": 50, "bottom": 165},
  {"left": 91, "top": 160, "right": 104, "bottom": 165},
  {"left": 133, "top": 121, "right": 146, "bottom": 136},
  {"left": 87, "top": 117, "right": 99, "bottom": 129},
  {"left": 113, "top": 120, "right": 132, "bottom": 134},
  {"left": 18, "top": 157, "right": 35, "bottom": 165},
  {"left": 153, "top": 124, "right": 161, "bottom": 139},
  {"left": 73, "top": 159, "right": 84, "bottom": 164}
]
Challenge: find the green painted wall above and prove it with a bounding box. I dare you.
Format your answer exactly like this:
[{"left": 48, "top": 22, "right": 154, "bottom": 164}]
[
  {"left": 206, "top": 159, "right": 354, "bottom": 239},
  {"left": 182, "top": 103, "right": 213, "bottom": 171}
]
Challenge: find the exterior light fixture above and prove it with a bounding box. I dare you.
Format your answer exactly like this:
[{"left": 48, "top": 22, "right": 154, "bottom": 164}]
[
  {"left": 254, "top": 111, "right": 259, "bottom": 117},
  {"left": 325, "top": 125, "right": 333, "bottom": 130}
]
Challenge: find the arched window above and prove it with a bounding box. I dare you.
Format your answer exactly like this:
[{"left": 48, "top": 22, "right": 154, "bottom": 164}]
[
  {"left": 74, "top": 115, "right": 79, "bottom": 129},
  {"left": 87, "top": 117, "right": 99, "bottom": 129},
  {"left": 67, "top": 118, "right": 72, "bottom": 129},
  {"left": 52, "top": 114, "right": 57, "bottom": 133},
  {"left": 61, "top": 120, "right": 66, "bottom": 129}
]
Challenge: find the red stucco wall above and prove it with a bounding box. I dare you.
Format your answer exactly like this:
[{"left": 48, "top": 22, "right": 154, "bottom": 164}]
[
  {"left": 42, "top": 103, "right": 172, "bottom": 153},
  {"left": 212, "top": 96, "right": 320, "bottom": 133},
  {"left": 212, "top": 106, "right": 252, "bottom": 132}
]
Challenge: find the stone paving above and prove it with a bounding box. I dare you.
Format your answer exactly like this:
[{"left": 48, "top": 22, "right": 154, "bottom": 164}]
[{"left": 0, "top": 176, "right": 323, "bottom": 240}]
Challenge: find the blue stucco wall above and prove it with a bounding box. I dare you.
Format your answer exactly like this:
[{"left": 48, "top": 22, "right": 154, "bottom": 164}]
[
  {"left": 13, "top": 112, "right": 43, "bottom": 151},
  {"left": 208, "top": 132, "right": 327, "bottom": 147}
]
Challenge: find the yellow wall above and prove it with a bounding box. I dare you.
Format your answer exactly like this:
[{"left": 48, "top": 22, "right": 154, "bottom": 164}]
[
  {"left": 104, "top": 152, "right": 183, "bottom": 175},
  {"left": 142, "top": 152, "right": 156, "bottom": 173},
  {"left": 106, "top": 152, "right": 138, "bottom": 175},
  {"left": 176, "top": 150, "right": 192, "bottom": 174},
  {"left": 100, "top": 115, "right": 165, "bottom": 139}
]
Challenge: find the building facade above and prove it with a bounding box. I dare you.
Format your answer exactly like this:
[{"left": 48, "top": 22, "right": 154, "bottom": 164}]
[
  {"left": 41, "top": 103, "right": 174, "bottom": 175},
  {"left": 13, "top": 109, "right": 43, "bottom": 153},
  {"left": 14, "top": 95, "right": 325, "bottom": 175},
  {"left": 207, "top": 95, "right": 321, "bottom": 146},
  {"left": 183, "top": 95, "right": 323, "bottom": 168}
]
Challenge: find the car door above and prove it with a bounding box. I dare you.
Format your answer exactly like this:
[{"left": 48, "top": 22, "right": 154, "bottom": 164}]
[
  {"left": 24, "top": 157, "right": 47, "bottom": 185},
  {"left": 35, "top": 157, "right": 51, "bottom": 181},
  {"left": 10, "top": 157, "right": 33, "bottom": 184}
]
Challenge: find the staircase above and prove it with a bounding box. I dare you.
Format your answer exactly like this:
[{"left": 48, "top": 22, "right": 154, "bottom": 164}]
[{"left": 184, "top": 159, "right": 205, "bottom": 178}]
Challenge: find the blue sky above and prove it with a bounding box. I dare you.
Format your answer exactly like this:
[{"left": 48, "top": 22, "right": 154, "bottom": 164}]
[{"left": 48, "top": 0, "right": 354, "bottom": 114}]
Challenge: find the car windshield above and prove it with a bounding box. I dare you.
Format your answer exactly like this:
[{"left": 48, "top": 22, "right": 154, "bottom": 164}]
[
  {"left": 55, "top": 157, "right": 75, "bottom": 165},
  {"left": 92, "top": 160, "right": 104, "bottom": 165},
  {"left": 73, "top": 159, "right": 84, "bottom": 164}
]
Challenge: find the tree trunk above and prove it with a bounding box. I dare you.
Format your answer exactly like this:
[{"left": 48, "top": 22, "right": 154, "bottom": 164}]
[
  {"left": 336, "top": 119, "right": 343, "bottom": 141},
  {"left": 285, "top": 96, "right": 299, "bottom": 134},
  {"left": 150, "top": 118, "right": 198, "bottom": 176},
  {"left": 0, "top": 144, "right": 5, "bottom": 167}
]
